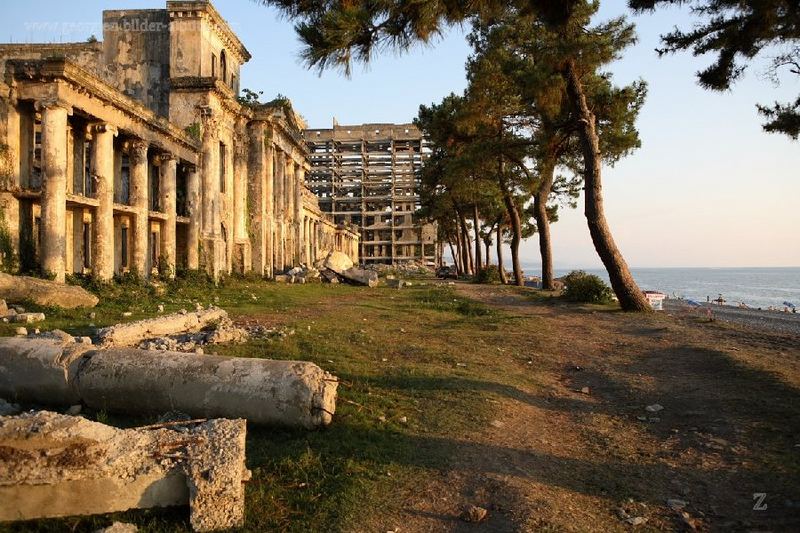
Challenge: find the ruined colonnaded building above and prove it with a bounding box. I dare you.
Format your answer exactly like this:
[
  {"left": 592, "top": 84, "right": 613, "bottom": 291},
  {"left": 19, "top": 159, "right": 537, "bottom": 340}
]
[
  {"left": 304, "top": 123, "right": 440, "bottom": 266},
  {"left": 0, "top": 0, "right": 359, "bottom": 283}
]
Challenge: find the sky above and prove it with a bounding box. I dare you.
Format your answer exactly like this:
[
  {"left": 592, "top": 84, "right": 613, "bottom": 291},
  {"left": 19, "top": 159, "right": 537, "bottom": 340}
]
[{"left": 2, "top": 0, "right": 798, "bottom": 268}]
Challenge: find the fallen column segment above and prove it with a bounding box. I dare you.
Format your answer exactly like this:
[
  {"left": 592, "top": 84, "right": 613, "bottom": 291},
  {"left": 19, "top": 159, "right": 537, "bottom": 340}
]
[
  {"left": 96, "top": 308, "right": 229, "bottom": 348},
  {"left": 0, "top": 411, "right": 248, "bottom": 531},
  {"left": 0, "top": 338, "right": 337, "bottom": 428}
]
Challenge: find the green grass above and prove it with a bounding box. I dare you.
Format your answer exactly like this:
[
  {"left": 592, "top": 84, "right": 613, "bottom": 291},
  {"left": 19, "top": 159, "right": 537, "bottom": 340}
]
[{"left": 1, "top": 278, "right": 543, "bottom": 532}]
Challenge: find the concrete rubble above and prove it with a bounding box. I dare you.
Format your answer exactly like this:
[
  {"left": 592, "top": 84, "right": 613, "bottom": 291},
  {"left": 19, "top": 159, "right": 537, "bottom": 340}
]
[
  {"left": 0, "top": 411, "right": 248, "bottom": 531},
  {"left": 0, "top": 273, "right": 99, "bottom": 309},
  {"left": 0, "top": 337, "right": 338, "bottom": 428}
]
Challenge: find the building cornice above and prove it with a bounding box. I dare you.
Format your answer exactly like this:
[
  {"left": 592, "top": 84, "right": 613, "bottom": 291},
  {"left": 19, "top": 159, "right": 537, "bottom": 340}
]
[
  {"left": 167, "top": 1, "right": 251, "bottom": 64},
  {"left": 6, "top": 58, "right": 199, "bottom": 154}
]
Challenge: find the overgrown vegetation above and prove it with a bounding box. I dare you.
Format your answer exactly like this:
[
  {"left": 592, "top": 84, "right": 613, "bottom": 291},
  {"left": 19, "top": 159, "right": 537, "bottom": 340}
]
[
  {"left": 561, "top": 270, "right": 614, "bottom": 304},
  {"left": 473, "top": 265, "right": 503, "bottom": 284}
]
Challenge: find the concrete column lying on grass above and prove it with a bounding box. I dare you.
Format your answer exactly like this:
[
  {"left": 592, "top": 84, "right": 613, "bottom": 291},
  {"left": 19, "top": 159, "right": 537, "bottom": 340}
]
[
  {"left": 0, "top": 411, "right": 248, "bottom": 531},
  {"left": 96, "top": 307, "right": 228, "bottom": 347},
  {"left": 0, "top": 338, "right": 337, "bottom": 428},
  {"left": 78, "top": 349, "right": 337, "bottom": 428}
]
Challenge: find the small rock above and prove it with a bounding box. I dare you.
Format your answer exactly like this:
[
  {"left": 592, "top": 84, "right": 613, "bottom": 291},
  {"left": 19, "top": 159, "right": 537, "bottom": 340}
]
[
  {"left": 490, "top": 420, "right": 505, "bottom": 428},
  {"left": 93, "top": 521, "right": 138, "bottom": 533},
  {"left": 122, "top": 311, "right": 132, "bottom": 317},
  {"left": 666, "top": 499, "right": 687, "bottom": 510},
  {"left": 89, "top": 312, "right": 96, "bottom": 319},
  {"left": 13, "top": 305, "right": 25, "bottom": 314},
  {"left": 195, "top": 347, "right": 204, "bottom": 355},
  {"left": 399, "top": 416, "right": 408, "bottom": 424},
  {"left": 66, "top": 404, "right": 82, "bottom": 416},
  {"left": 157, "top": 304, "right": 164, "bottom": 313},
  {"left": 33, "top": 328, "right": 40, "bottom": 334},
  {"left": 14, "top": 327, "right": 27, "bottom": 336},
  {"left": 645, "top": 404, "right": 664, "bottom": 413},
  {"left": 456, "top": 362, "right": 467, "bottom": 368},
  {"left": 77, "top": 337, "right": 92, "bottom": 344},
  {"left": 626, "top": 516, "right": 647, "bottom": 526},
  {"left": 460, "top": 505, "right": 488, "bottom": 523},
  {"left": 580, "top": 386, "right": 590, "bottom": 394},
  {"left": 12, "top": 312, "right": 45, "bottom": 324},
  {"left": 378, "top": 415, "right": 387, "bottom": 423}
]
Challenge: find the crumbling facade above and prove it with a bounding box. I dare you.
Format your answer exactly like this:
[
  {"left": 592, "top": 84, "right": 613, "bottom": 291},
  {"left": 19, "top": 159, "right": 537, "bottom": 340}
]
[
  {"left": 0, "top": 0, "right": 358, "bottom": 283},
  {"left": 304, "top": 123, "right": 439, "bottom": 265}
]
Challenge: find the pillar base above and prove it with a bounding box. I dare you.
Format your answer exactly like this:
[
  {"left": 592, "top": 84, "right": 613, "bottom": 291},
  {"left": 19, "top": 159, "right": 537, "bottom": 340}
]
[
  {"left": 200, "top": 236, "right": 224, "bottom": 280},
  {"left": 232, "top": 240, "right": 251, "bottom": 275}
]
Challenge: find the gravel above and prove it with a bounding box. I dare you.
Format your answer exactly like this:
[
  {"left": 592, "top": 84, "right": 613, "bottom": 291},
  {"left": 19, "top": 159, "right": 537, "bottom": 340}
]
[{"left": 664, "top": 300, "right": 800, "bottom": 336}]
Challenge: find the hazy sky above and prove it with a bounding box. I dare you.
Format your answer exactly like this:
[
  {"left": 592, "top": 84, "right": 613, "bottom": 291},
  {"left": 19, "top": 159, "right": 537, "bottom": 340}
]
[{"left": 3, "top": 0, "right": 798, "bottom": 268}]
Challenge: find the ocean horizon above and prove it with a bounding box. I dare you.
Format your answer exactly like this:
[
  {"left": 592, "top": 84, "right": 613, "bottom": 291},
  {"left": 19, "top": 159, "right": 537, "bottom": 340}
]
[{"left": 516, "top": 265, "right": 800, "bottom": 310}]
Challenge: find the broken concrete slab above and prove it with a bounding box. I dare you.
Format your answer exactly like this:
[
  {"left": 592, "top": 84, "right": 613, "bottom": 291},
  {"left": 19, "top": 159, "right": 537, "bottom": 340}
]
[
  {"left": 96, "top": 308, "right": 228, "bottom": 348},
  {"left": 0, "top": 411, "right": 247, "bottom": 531},
  {"left": 340, "top": 267, "right": 379, "bottom": 288},
  {"left": 323, "top": 251, "right": 354, "bottom": 274},
  {"left": 0, "top": 273, "right": 99, "bottom": 309},
  {"left": 0, "top": 339, "right": 338, "bottom": 428}
]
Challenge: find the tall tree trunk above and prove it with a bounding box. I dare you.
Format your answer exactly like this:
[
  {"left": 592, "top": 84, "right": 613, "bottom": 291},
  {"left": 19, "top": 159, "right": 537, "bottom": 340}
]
[
  {"left": 454, "top": 229, "right": 464, "bottom": 275},
  {"left": 499, "top": 177, "right": 523, "bottom": 286},
  {"left": 496, "top": 224, "right": 508, "bottom": 285},
  {"left": 484, "top": 238, "right": 491, "bottom": 267},
  {"left": 448, "top": 240, "right": 459, "bottom": 275},
  {"left": 563, "top": 60, "right": 650, "bottom": 311},
  {"left": 456, "top": 207, "right": 474, "bottom": 275},
  {"left": 534, "top": 152, "right": 556, "bottom": 290},
  {"left": 472, "top": 204, "right": 482, "bottom": 273}
]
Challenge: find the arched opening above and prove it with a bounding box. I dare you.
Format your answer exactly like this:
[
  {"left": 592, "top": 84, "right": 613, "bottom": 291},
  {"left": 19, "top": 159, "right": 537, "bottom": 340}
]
[{"left": 220, "top": 50, "right": 227, "bottom": 84}]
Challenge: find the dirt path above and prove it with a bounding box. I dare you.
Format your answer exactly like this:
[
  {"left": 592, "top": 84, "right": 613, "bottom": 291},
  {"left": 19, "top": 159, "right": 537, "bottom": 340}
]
[{"left": 386, "top": 283, "right": 800, "bottom": 532}]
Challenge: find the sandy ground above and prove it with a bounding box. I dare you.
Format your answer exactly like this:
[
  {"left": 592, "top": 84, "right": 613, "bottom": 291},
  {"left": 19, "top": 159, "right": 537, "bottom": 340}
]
[{"left": 379, "top": 283, "right": 800, "bottom": 532}]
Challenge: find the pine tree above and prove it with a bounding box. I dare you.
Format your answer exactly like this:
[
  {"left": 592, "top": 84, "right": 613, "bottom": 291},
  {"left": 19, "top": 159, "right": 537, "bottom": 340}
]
[{"left": 630, "top": 0, "right": 800, "bottom": 139}]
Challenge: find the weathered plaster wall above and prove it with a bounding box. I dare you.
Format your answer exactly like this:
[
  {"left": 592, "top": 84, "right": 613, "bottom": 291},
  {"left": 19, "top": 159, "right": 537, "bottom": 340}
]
[{"left": 102, "top": 10, "right": 171, "bottom": 118}]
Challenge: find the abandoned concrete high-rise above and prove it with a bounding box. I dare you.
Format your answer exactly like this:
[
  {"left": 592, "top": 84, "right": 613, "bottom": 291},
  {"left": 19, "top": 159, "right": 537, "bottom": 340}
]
[
  {"left": 0, "top": 0, "right": 358, "bottom": 283},
  {"left": 304, "top": 123, "right": 440, "bottom": 266}
]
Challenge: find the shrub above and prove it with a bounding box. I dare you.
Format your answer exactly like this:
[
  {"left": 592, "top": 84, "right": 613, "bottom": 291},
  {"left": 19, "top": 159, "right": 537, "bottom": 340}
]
[
  {"left": 473, "top": 265, "right": 502, "bottom": 284},
  {"left": 562, "top": 270, "right": 613, "bottom": 304}
]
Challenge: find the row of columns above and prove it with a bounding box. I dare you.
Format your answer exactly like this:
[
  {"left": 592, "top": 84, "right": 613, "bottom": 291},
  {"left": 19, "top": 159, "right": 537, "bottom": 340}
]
[
  {"left": 38, "top": 99, "right": 196, "bottom": 283},
  {"left": 247, "top": 119, "right": 308, "bottom": 277}
]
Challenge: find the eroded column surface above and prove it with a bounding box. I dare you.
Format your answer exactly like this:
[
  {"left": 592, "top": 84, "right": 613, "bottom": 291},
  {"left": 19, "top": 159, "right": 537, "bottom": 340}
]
[
  {"left": 39, "top": 101, "right": 70, "bottom": 282},
  {"left": 159, "top": 154, "right": 177, "bottom": 276},
  {"left": 274, "top": 149, "right": 285, "bottom": 272},
  {"left": 247, "top": 121, "right": 267, "bottom": 276},
  {"left": 186, "top": 166, "right": 200, "bottom": 270},
  {"left": 128, "top": 140, "right": 149, "bottom": 276},
  {"left": 295, "top": 165, "right": 305, "bottom": 264},
  {"left": 91, "top": 124, "right": 117, "bottom": 281}
]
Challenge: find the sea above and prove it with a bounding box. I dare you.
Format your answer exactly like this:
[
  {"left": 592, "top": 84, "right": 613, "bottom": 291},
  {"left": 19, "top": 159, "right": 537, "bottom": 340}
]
[{"left": 520, "top": 265, "right": 800, "bottom": 310}]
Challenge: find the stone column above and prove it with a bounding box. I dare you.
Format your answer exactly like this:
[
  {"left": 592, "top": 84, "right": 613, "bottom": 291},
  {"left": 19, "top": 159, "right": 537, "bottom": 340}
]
[
  {"left": 201, "top": 115, "right": 218, "bottom": 235},
  {"left": 128, "top": 140, "right": 149, "bottom": 277},
  {"left": 286, "top": 158, "right": 300, "bottom": 267},
  {"left": 200, "top": 111, "right": 221, "bottom": 278},
  {"left": 159, "top": 153, "right": 177, "bottom": 277},
  {"left": 247, "top": 121, "right": 274, "bottom": 277},
  {"left": 233, "top": 122, "right": 250, "bottom": 274},
  {"left": 90, "top": 124, "right": 117, "bottom": 281},
  {"left": 38, "top": 100, "right": 71, "bottom": 282},
  {"left": 185, "top": 166, "right": 200, "bottom": 270},
  {"left": 295, "top": 164, "right": 305, "bottom": 265},
  {"left": 264, "top": 142, "right": 274, "bottom": 278},
  {"left": 274, "top": 149, "right": 285, "bottom": 272}
]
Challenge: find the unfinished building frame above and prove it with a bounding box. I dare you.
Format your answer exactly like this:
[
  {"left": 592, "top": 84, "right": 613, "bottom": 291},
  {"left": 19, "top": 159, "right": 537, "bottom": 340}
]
[{"left": 304, "top": 124, "right": 439, "bottom": 266}]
